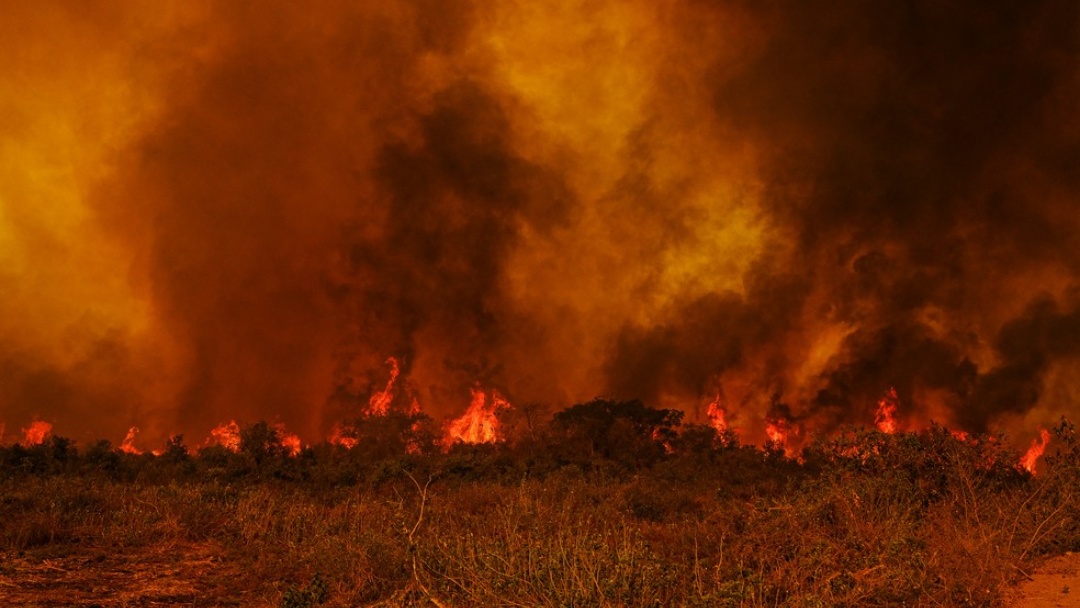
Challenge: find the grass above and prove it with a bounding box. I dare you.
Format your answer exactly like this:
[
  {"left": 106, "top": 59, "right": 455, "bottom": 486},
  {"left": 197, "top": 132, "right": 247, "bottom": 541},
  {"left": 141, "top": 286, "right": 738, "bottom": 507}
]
[{"left": 1, "top": 418, "right": 1079, "bottom": 606}]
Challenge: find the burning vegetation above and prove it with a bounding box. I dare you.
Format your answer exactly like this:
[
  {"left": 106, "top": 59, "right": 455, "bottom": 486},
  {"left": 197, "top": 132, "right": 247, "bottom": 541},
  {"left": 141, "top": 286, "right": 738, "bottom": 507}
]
[
  {"left": 2, "top": 405, "right": 1080, "bottom": 606},
  {"left": 0, "top": 364, "right": 1065, "bottom": 478},
  {"left": 4, "top": 1, "right": 1080, "bottom": 604},
  {"left": 1, "top": 0, "right": 1078, "bottom": 459}
]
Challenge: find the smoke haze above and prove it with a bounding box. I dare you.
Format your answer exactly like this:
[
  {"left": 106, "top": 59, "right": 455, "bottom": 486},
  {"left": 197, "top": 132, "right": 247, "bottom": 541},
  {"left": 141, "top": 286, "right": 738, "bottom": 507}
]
[{"left": 2, "top": 0, "right": 1079, "bottom": 447}]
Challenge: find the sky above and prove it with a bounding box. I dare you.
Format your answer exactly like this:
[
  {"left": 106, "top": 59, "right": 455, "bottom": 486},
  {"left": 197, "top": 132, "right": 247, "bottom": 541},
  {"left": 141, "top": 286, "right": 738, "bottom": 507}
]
[{"left": 2, "top": 0, "right": 1079, "bottom": 448}]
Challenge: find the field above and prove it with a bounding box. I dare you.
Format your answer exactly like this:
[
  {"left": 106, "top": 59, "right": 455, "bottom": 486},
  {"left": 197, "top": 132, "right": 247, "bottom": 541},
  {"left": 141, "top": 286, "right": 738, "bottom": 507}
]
[{"left": 2, "top": 406, "right": 1079, "bottom": 607}]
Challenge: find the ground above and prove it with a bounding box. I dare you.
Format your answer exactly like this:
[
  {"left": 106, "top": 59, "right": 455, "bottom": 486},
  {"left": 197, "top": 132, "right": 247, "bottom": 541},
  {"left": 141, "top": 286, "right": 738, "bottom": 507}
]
[
  {"left": 0, "top": 543, "right": 258, "bottom": 607},
  {"left": 1009, "top": 552, "right": 1080, "bottom": 608},
  {"left": 3, "top": 544, "right": 1080, "bottom": 607}
]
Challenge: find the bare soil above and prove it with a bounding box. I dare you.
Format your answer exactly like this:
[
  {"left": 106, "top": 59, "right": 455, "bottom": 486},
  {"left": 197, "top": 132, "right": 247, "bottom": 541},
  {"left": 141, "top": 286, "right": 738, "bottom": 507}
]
[
  {"left": 1010, "top": 552, "right": 1080, "bottom": 608},
  {"left": 4, "top": 542, "right": 1080, "bottom": 607},
  {"left": 0, "top": 542, "right": 263, "bottom": 607}
]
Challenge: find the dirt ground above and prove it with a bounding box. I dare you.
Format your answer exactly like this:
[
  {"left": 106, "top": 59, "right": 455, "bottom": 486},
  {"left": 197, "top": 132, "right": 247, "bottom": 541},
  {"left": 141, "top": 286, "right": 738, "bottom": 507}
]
[
  {"left": 1009, "top": 552, "right": 1080, "bottom": 608},
  {"left": 3, "top": 543, "right": 1080, "bottom": 607},
  {"left": 0, "top": 542, "right": 264, "bottom": 607}
]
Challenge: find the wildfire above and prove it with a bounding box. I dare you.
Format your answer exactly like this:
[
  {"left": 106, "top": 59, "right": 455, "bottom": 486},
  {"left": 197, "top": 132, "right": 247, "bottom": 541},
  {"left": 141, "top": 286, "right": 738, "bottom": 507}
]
[
  {"left": 1020, "top": 428, "right": 1051, "bottom": 474},
  {"left": 446, "top": 388, "right": 511, "bottom": 446},
  {"left": 706, "top": 395, "right": 727, "bottom": 433},
  {"left": 765, "top": 420, "right": 786, "bottom": 445},
  {"left": 23, "top": 420, "right": 52, "bottom": 446},
  {"left": 949, "top": 429, "right": 970, "bottom": 442},
  {"left": 765, "top": 418, "right": 791, "bottom": 454},
  {"left": 206, "top": 420, "right": 241, "bottom": 452},
  {"left": 365, "top": 357, "right": 400, "bottom": 417},
  {"left": 118, "top": 426, "right": 142, "bottom": 455},
  {"left": 274, "top": 423, "right": 302, "bottom": 456},
  {"left": 329, "top": 425, "right": 359, "bottom": 449},
  {"left": 874, "top": 387, "right": 899, "bottom": 434}
]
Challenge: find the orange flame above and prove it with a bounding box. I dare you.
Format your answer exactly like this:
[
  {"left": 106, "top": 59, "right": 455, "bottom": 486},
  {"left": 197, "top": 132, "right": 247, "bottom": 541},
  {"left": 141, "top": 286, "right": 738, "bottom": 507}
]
[
  {"left": 206, "top": 420, "right": 241, "bottom": 452},
  {"left": 23, "top": 420, "right": 52, "bottom": 446},
  {"left": 118, "top": 426, "right": 142, "bottom": 455},
  {"left": 274, "top": 422, "right": 302, "bottom": 456},
  {"left": 765, "top": 419, "right": 788, "bottom": 446},
  {"left": 329, "top": 425, "right": 359, "bottom": 449},
  {"left": 365, "top": 357, "right": 400, "bottom": 417},
  {"left": 406, "top": 419, "right": 424, "bottom": 455},
  {"left": 874, "top": 387, "right": 899, "bottom": 434},
  {"left": 764, "top": 416, "right": 798, "bottom": 458},
  {"left": 651, "top": 427, "right": 676, "bottom": 454},
  {"left": 447, "top": 388, "right": 511, "bottom": 446},
  {"left": 1020, "top": 428, "right": 1051, "bottom": 475},
  {"left": 949, "top": 429, "right": 970, "bottom": 442},
  {"left": 706, "top": 395, "right": 727, "bottom": 433}
]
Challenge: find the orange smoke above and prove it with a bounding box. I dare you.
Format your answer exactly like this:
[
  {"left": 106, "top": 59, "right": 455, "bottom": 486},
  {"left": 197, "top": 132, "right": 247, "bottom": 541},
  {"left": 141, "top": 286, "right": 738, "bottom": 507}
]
[
  {"left": 1020, "top": 428, "right": 1051, "bottom": 475},
  {"left": 446, "top": 388, "right": 511, "bottom": 446},
  {"left": 3, "top": 2, "right": 1080, "bottom": 451}
]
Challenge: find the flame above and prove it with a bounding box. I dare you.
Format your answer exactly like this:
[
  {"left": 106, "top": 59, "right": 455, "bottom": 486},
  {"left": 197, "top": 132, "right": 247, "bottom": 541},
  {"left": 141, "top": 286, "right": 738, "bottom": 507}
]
[
  {"left": 206, "top": 420, "right": 241, "bottom": 452},
  {"left": 949, "top": 429, "right": 970, "bottom": 442},
  {"left": 0, "top": 422, "right": 5, "bottom": 443},
  {"left": 706, "top": 395, "right": 727, "bottom": 433},
  {"left": 22, "top": 420, "right": 52, "bottom": 446},
  {"left": 274, "top": 422, "right": 302, "bottom": 456},
  {"left": 765, "top": 419, "right": 788, "bottom": 447},
  {"left": 365, "top": 357, "right": 400, "bottom": 417},
  {"left": 329, "top": 425, "right": 359, "bottom": 449},
  {"left": 1020, "top": 428, "right": 1051, "bottom": 475},
  {"left": 406, "top": 419, "right": 423, "bottom": 455},
  {"left": 874, "top": 387, "right": 899, "bottom": 434},
  {"left": 764, "top": 416, "right": 797, "bottom": 457},
  {"left": 651, "top": 427, "right": 676, "bottom": 454},
  {"left": 118, "top": 426, "right": 142, "bottom": 455},
  {"left": 447, "top": 388, "right": 511, "bottom": 446}
]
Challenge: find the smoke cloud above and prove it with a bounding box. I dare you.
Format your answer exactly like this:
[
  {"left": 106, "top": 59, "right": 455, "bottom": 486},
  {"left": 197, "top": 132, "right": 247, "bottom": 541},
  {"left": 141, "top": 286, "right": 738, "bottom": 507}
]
[{"left": 2, "top": 0, "right": 1078, "bottom": 447}]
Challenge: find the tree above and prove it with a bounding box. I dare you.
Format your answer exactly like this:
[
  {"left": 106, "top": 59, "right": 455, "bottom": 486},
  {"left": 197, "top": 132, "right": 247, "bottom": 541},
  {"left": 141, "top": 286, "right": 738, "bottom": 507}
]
[{"left": 549, "top": 398, "right": 683, "bottom": 468}]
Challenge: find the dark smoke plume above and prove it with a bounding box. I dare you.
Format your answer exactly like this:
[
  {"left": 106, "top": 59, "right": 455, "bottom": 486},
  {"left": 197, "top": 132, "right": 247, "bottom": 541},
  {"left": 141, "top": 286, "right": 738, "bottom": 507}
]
[{"left": 2, "top": 0, "right": 1078, "bottom": 447}]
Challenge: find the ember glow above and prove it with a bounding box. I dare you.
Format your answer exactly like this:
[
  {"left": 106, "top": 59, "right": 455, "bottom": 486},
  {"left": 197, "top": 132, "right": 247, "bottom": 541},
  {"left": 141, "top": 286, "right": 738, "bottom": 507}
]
[
  {"left": 1020, "top": 428, "right": 1052, "bottom": 474},
  {"left": 446, "top": 388, "right": 511, "bottom": 446},
  {"left": 3, "top": 2, "right": 1079, "bottom": 450}
]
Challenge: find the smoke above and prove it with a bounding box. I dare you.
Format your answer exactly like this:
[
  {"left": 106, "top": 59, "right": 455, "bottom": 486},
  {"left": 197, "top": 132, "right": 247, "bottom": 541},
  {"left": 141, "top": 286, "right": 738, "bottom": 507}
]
[{"left": 1, "top": 0, "right": 1078, "bottom": 446}]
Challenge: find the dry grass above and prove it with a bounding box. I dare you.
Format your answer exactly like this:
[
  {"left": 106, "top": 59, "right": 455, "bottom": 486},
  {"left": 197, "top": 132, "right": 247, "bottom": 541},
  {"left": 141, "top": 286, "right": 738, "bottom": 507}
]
[{"left": 1, "top": 425, "right": 1079, "bottom": 607}]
